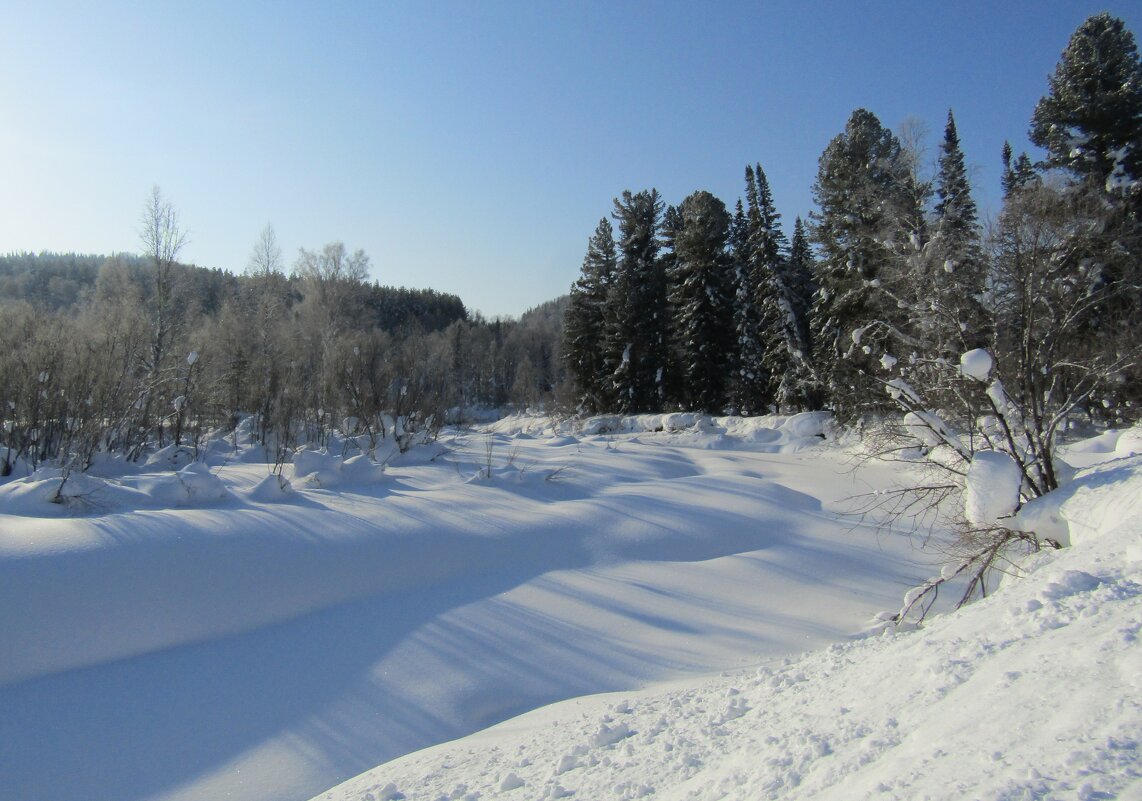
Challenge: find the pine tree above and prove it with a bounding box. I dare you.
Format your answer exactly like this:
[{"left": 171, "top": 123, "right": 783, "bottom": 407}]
[
  {"left": 562, "top": 218, "right": 617, "bottom": 412},
  {"left": 721, "top": 171, "right": 767, "bottom": 415},
  {"left": 1030, "top": 12, "right": 1142, "bottom": 191},
  {"left": 1028, "top": 13, "right": 1142, "bottom": 419},
  {"left": 668, "top": 190, "right": 735, "bottom": 412},
  {"left": 606, "top": 189, "right": 667, "bottom": 413},
  {"left": 808, "top": 109, "right": 911, "bottom": 419}
]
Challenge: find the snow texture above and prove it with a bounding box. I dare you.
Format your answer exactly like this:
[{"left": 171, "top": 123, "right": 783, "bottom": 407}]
[
  {"left": 903, "top": 410, "right": 953, "bottom": 448},
  {"left": 959, "top": 348, "right": 994, "bottom": 382},
  {"left": 964, "top": 449, "right": 1023, "bottom": 526},
  {"left": 1, "top": 417, "right": 1137, "bottom": 801},
  {"left": 315, "top": 452, "right": 1142, "bottom": 801},
  {"left": 0, "top": 414, "right": 917, "bottom": 801},
  {"left": 885, "top": 377, "right": 922, "bottom": 405}
]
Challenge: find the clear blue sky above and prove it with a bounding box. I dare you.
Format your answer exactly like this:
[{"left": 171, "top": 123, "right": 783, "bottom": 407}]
[{"left": 2, "top": 1, "right": 1138, "bottom": 318}]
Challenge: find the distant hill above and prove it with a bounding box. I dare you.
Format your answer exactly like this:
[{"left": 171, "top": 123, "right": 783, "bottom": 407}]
[{"left": 0, "top": 251, "right": 469, "bottom": 333}]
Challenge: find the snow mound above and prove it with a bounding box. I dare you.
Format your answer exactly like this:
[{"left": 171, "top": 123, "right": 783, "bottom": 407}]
[
  {"left": 1012, "top": 491, "right": 1069, "bottom": 545},
  {"left": 545, "top": 435, "right": 579, "bottom": 447},
  {"left": 293, "top": 450, "right": 385, "bottom": 488},
  {"left": 343, "top": 454, "right": 387, "bottom": 483},
  {"left": 0, "top": 468, "right": 121, "bottom": 515},
  {"left": 0, "top": 462, "right": 237, "bottom": 516},
  {"left": 1063, "top": 429, "right": 1122, "bottom": 454},
  {"left": 143, "top": 462, "right": 234, "bottom": 506},
  {"left": 1039, "top": 569, "right": 1101, "bottom": 600},
  {"left": 903, "top": 410, "right": 953, "bottom": 448},
  {"left": 144, "top": 444, "right": 199, "bottom": 469},
  {"left": 776, "top": 411, "right": 833, "bottom": 439},
  {"left": 578, "top": 414, "right": 625, "bottom": 435},
  {"left": 247, "top": 473, "right": 296, "bottom": 501},
  {"left": 571, "top": 412, "right": 830, "bottom": 453},
  {"left": 959, "top": 348, "right": 994, "bottom": 382},
  {"left": 964, "top": 450, "right": 1022, "bottom": 526},
  {"left": 1048, "top": 456, "right": 1142, "bottom": 548},
  {"left": 1117, "top": 426, "right": 1142, "bottom": 456},
  {"left": 659, "top": 412, "right": 706, "bottom": 431},
  {"left": 292, "top": 449, "right": 343, "bottom": 486}
]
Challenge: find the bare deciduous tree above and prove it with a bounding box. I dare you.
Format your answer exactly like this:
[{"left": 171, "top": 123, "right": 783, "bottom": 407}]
[
  {"left": 246, "top": 223, "right": 283, "bottom": 277},
  {"left": 137, "top": 186, "right": 189, "bottom": 451}
]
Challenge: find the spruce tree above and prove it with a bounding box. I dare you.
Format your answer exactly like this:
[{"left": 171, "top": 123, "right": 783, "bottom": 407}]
[
  {"left": 749, "top": 164, "right": 814, "bottom": 414},
  {"left": 668, "top": 190, "right": 735, "bottom": 412},
  {"left": 606, "top": 189, "right": 667, "bottom": 413},
  {"left": 728, "top": 195, "right": 766, "bottom": 415},
  {"left": 1000, "top": 141, "right": 1040, "bottom": 198},
  {"left": 657, "top": 204, "right": 685, "bottom": 407},
  {"left": 930, "top": 110, "right": 987, "bottom": 352},
  {"left": 783, "top": 216, "right": 818, "bottom": 409},
  {"left": 563, "top": 218, "right": 617, "bottom": 412},
  {"left": 808, "top": 109, "right": 911, "bottom": 419},
  {"left": 786, "top": 217, "right": 816, "bottom": 351}
]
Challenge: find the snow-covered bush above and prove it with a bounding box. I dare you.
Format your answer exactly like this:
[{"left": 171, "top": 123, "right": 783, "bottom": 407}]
[{"left": 865, "top": 344, "right": 1121, "bottom": 623}]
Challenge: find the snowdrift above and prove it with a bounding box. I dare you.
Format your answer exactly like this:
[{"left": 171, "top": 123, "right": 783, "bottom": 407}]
[
  {"left": 491, "top": 410, "right": 832, "bottom": 452},
  {"left": 315, "top": 453, "right": 1142, "bottom": 801},
  {"left": 2, "top": 417, "right": 1137, "bottom": 801}
]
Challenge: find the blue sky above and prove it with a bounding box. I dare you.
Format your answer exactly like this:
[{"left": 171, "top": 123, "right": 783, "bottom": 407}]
[{"left": 2, "top": 1, "right": 1138, "bottom": 318}]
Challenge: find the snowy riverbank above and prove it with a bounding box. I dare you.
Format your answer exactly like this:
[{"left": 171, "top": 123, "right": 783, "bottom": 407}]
[{"left": 1, "top": 415, "right": 1137, "bottom": 801}]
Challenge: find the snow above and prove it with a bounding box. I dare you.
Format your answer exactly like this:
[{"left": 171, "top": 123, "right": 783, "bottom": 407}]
[
  {"left": 1, "top": 418, "right": 1137, "bottom": 801},
  {"left": 903, "top": 409, "right": 954, "bottom": 448},
  {"left": 987, "top": 379, "right": 1012, "bottom": 417},
  {"left": 959, "top": 347, "right": 993, "bottom": 382},
  {"left": 292, "top": 449, "right": 387, "bottom": 488},
  {"left": 1117, "top": 426, "right": 1142, "bottom": 456},
  {"left": 885, "top": 377, "right": 922, "bottom": 405},
  {"left": 963, "top": 449, "right": 1024, "bottom": 526},
  {"left": 532, "top": 410, "right": 830, "bottom": 451},
  {"left": 314, "top": 451, "right": 1142, "bottom": 801}
]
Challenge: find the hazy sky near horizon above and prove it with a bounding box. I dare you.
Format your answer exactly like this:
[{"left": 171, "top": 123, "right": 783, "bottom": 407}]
[{"left": 2, "top": 2, "right": 1138, "bottom": 318}]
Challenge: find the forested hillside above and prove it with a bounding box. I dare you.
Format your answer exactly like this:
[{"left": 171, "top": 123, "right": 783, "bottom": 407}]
[{"left": 0, "top": 236, "right": 568, "bottom": 475}]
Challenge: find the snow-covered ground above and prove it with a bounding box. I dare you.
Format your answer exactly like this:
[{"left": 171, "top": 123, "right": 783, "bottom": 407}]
[
  {"left": 315, "top": 448, "right": 1142, "bottom": 801},
  {"left": 1, "top": 415, "right": 1137, "bottom": 801}
]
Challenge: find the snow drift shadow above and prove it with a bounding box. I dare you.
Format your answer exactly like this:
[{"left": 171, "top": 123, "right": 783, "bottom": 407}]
[{"left": 0, "top": 535, "right": 596, "bottom": 801}]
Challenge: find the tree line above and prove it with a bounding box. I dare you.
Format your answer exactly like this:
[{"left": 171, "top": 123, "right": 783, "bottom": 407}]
[
  {"left": 0, "top": 214, "right": 567, "bottom": 475},
  {"left": 562, "top": 12, "right": 1140, "bottom": 444},
  {"left": 1, "top": 13, "right": 1138, "bottom": 481}
]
